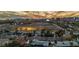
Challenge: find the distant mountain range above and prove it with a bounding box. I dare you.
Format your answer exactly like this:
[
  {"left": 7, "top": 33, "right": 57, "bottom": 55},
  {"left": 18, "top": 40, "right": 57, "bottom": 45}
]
[{"left": 0, "top": 11, "right": 79, "bottom": 19}]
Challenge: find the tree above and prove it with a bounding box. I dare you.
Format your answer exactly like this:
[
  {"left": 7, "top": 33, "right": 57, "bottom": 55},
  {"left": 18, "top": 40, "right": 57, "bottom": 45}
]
[
  {"left": 4, "top": 40, "right": 20, "bottom": 47},
  {"left": 32, "top": 30, "right": 36, "bottom": 36},
  {"left": 70, "top": 42, "right": 73, "bottom": 47},
  {"left": 55, "top": 30, "right": 65, "bottom": 37},
  {"left": 54, "top": 40, "right": 57, "bottom": 44},
  {"left": 41, "top": 29, "right": 46, "bottom": 36},
  {"left": 70, "top": 31, "right": 73, "bottom": 35},
  {"left": 41, "top": 29, "right": 53, "bottom": 37}
]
